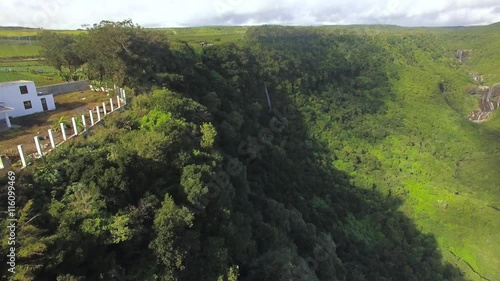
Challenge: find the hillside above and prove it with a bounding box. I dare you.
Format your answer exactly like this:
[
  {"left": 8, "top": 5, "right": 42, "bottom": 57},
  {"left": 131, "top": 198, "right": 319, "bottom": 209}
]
[{"left": 1, "top": 22, "right": 499, "bottom": 281}]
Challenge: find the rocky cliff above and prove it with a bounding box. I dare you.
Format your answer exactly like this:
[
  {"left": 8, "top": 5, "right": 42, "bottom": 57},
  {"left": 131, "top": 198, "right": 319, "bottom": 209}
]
[{"left": 468, "top": 83, "right": 500, "bottom": 122}]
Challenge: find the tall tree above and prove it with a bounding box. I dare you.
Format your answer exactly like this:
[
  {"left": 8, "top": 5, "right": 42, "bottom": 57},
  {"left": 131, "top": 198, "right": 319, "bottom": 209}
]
[
  {"left": 78, "top": 19, "right": 172, "bottom": 91},
  {"left": 39, "top": 31, "right": 84, "bottom": 81}
]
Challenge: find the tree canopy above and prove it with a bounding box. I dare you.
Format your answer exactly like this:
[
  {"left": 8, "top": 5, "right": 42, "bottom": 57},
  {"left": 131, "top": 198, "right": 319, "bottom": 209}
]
[{"left": 3, "top": 23, "right": 500, "bottom": 281}]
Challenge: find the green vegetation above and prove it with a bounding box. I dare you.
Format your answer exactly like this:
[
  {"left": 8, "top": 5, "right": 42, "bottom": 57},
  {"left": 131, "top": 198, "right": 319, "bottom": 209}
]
[
  {"left": 155, "top": 26, "right": 247, "bottom": 48},
  {"left": 434, "top": 24, "right": 500, "bottom": 84},
  {"left": 0, "top": 41, "right": 41, "bottom": 58},
  {"left": 0, "top": 60, "right": 63, "bottom": 85},
  {"left": 1, "top": 21, "right": 499, "bottom": 281}
]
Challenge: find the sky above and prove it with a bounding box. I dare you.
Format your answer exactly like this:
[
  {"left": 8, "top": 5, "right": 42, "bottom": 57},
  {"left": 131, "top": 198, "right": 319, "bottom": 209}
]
[{"left": 0, "top": 0, "right": 500, "bottom": 29}]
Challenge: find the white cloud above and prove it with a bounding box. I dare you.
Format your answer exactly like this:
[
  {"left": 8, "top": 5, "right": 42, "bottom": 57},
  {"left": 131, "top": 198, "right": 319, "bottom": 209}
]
[{"left": 0, "top": 0, "right": 499, "bottom": 28}]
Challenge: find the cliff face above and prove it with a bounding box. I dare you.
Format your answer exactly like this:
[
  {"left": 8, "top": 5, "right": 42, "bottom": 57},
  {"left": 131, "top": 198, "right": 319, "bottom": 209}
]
[{"left": 468, "top": 83, "right": 500, "bottom": 122}]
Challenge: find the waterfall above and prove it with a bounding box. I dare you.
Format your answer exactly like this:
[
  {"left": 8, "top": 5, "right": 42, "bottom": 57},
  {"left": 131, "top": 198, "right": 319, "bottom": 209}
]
[
  {"left": 486, "top": 87, "right": 492, "bottom": 103},
  {"left": 264, "top": 85, "right": 272, "bottom": 113}
]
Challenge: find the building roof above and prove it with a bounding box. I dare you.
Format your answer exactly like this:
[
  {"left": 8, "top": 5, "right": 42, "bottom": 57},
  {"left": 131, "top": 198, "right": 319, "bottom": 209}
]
[
  {"left": 37, "top": 92, "right": 53, "bottom": 96},
  {"left": 0, "top": 80, "right": 34, "bottom": 88}
]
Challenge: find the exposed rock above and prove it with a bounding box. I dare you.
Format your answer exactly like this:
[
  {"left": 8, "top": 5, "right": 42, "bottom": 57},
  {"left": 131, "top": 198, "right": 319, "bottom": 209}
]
[
  {"left": 469, "top": 73, "right": 483, "bottom": 84},
  {"left": 467, "top": 85, "right": 489, "bottom": 95},
  {"left": 468, "top": 83, "right": 500, "bottom": 122},
  {"left": 456, "top": 50, "right": 471, "bottom": 63}
]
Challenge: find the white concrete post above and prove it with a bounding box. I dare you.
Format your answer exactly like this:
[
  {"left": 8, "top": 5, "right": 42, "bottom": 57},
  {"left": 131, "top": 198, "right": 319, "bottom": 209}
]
[
  {"left": 123, "top": 89, "right": 127, "bottom": 104},
  {"left": 72, "top": 117, "right": 78, "bottom": 136},
  {"left": 110, "top": 98, "right": 114, "bottom": 112},
  {"left": 117, "top": 95, "right": 121, "bottom": 108},
  {"left": 96, "top": 106, "right": 101, "bottom": 121},
  {"left": 34, "top": 136, "right": 43, "bottom": 157},
  {"left": 4, "top": 113, "right": 11, "bottom": 128},
  {"left": 49, "top": 129, "right": 56, "bottom": 149},
  {"left": 48, "top": 129, "right": 56, "bottom": 149},
  {"left": 102, "top": 102, "right": 107, "bottom": 115},
  {"left": 60, "top": 123, "right": 67, "bottom": 141},
  {"left": 81, "top": 114, "right": 87, "bottom": 130},
  {"left": 89, "top": 110, "right": 95, "bottom": 126},
  {"left": 17, "top": 145, "right": 27, "bottom": 168}
]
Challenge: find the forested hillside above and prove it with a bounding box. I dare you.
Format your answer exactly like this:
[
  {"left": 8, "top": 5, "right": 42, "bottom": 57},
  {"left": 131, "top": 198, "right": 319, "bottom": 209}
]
[{"left": 1, "top": 21, "right": 499, "bottom": 281}]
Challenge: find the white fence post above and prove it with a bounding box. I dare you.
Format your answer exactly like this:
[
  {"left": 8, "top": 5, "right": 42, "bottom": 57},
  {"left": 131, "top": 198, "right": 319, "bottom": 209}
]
[
  {"left": 117, "top": 95, "right": 121, "bottom": 108},
  {"left": 5, "top": 115, "right": 11, "bottom": 128},
  {"left": 48, "top": 129, "right": 56, "bottom": 149},
  {"left": 60, "top": 123, "right": 67, "bottom": 141},
  {"left": 123, "top": 89, "right": 127, "bottom": 104},
  {"left": 34, "top": 136, "right": 43, "bottom": 157},
  {"left": 81, "top": 114, "right": 87, "bottom": 130},
  {"left": 110, "top": 98, "right": 114, "bottom": 112},
  {"left": 89, "top": 110, "right": 95, "bottom": 126},
  {"left": 17, "top": 145, "right": 27, "bottom": 168},
  {"left": 96, "top": 106, "right": 101, "bottom": 121},
  {"left": 72, "top": 117, "right": 78, "bottom": 136},
  {"left": 102, "top": 102, "right": 107, "bottom": 115}
]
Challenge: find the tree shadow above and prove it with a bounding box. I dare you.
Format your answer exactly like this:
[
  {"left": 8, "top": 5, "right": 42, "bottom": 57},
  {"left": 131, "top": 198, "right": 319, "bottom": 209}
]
[
  {"left": 231, "top": 102, "right": 468, "bottom": 280},
  {"left": 191, "top": 30, "right": 468, "bottom": 280},
  {"left": 0, "top": 28, "right": 473, "bottom": 280}
]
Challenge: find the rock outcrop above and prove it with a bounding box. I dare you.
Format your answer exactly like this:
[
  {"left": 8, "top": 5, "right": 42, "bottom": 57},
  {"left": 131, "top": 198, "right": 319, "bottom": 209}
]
[
  {"left": 468, "top": 84, "right": 500, "bottom": 122},
  {"left": 469, "top": 73, "right": 483, "bottom": 84},
  {"left": 456, "top": 50, "right": 471, "bottom": 63}
]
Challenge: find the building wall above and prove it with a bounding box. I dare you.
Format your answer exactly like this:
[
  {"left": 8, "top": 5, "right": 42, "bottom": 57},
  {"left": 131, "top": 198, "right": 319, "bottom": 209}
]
[
  {"left": 0, "top": 81, "right": 56, "bottom": 119},
  {"left": 37, "top": 80, "right": 89, "bottom": 96}
]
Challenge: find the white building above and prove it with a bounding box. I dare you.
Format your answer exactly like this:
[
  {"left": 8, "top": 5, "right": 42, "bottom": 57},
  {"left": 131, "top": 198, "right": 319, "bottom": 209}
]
[{"left": 0, "top": 81, "right": 56, "bottom": 128}]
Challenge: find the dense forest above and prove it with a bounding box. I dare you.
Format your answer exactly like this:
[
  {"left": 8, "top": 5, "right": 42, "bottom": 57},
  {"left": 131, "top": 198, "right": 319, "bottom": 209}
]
[{"left": 1, "top": 21, "right": 499, "bottom": 281}]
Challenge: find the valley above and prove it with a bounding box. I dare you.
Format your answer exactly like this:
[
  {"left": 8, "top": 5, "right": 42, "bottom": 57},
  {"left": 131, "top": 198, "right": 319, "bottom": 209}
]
[{"left": 0, "top": 22, "right": 499, "bottom": 281}]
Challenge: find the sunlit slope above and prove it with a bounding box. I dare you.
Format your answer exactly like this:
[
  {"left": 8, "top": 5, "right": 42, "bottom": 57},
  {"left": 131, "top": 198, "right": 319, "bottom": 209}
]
[
  {"left": 260, "top": 26, "right": 500, "bottom": 280},
  {"left": 432, "top": 23, "right": 500, "bottom": 84},
  {"left": 342, "top": 30, "right": 500, "bottom": 280}
]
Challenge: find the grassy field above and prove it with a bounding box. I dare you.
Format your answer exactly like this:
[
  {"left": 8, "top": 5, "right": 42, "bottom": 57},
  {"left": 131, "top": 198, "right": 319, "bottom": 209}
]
[
  {"left": 156, "top": 26, "right": 247, "bottom": 45},
  {"left": 0, "top": 28, "right": 83, "bottom": 37},
  {"left": 0, "top": 60, "right": 63, "bottom": 86},
  {"left": 0, "top": 41, "right": 41, "bottom": 58}
]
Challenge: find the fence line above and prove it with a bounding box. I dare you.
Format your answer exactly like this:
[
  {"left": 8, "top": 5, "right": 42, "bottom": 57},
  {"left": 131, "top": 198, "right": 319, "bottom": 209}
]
[{"left": 14, "top": 88, "right": 128, "bottom": 168}]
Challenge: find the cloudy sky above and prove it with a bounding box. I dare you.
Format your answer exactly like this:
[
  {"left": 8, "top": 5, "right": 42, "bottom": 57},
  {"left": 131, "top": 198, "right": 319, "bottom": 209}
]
[{"left": 1, "top": 0, "right": 499, "bottom": 29}]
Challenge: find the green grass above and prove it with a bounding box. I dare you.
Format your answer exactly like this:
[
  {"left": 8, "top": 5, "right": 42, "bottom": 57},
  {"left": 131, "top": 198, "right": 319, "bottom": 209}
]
[
  {"left": 0, "top": 28, "right": 40, "bottom": 37},
  {"left": 0, "top": 28, "right": 84, "bottom": 37},
  {"left": 0, "top": 60, "right": 46, "bottom": 67},
  {"left": 320, "top": 26, "right": 500, "bottom": 279},
  {"left": 154, "top": 26, "right": 247, "bottom": 51},
  {"left": 380, "top": 44, "right": 500, "bottom": 280},
  {"left": 0, "top": 68, "right": 63, "bottom": 86},
  {"left": 0, "top": 41, "right": 41, "bottom": 58}
]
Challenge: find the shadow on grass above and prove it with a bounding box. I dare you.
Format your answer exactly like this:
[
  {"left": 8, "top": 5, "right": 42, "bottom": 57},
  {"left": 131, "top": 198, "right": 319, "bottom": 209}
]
[{"left": 236, "top": 104, "right": 468, "bottom": 281}]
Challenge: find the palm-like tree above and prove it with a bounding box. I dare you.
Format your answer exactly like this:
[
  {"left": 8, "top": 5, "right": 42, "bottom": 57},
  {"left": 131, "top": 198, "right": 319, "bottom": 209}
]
[{"left": 52, "top": 116, "right": 70, "bottom": 132}]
